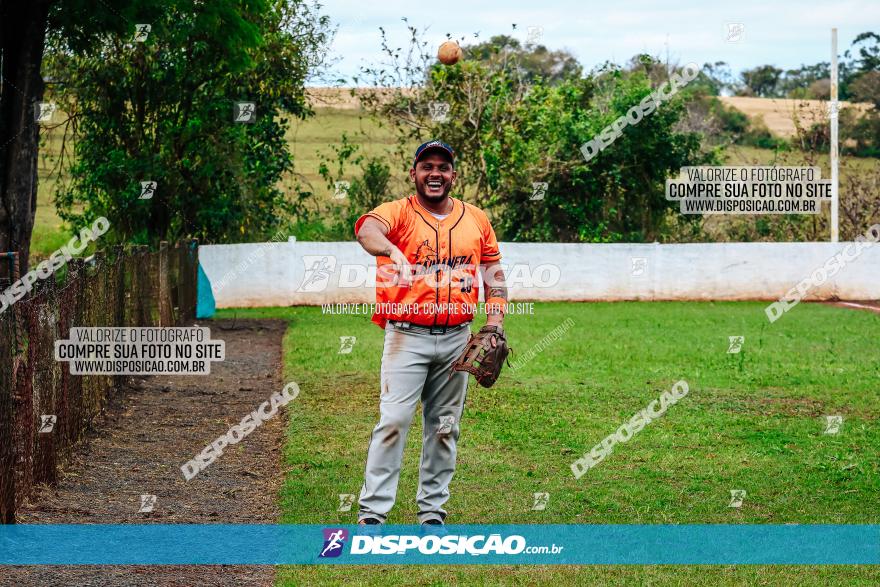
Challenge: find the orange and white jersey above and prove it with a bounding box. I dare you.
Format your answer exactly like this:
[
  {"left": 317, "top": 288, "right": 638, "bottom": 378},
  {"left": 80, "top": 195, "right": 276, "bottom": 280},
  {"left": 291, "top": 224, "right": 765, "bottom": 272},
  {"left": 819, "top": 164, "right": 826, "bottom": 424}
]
[{"left": 355, "top": 195, "right": 502, "bottom": 329}]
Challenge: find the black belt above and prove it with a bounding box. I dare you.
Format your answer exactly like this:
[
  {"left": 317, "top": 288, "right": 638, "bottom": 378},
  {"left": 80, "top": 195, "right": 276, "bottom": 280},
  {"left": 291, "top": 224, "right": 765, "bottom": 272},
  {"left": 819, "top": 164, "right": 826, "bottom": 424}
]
[{"left": 389, "top": 321, "right": 470, "bottom": 335}]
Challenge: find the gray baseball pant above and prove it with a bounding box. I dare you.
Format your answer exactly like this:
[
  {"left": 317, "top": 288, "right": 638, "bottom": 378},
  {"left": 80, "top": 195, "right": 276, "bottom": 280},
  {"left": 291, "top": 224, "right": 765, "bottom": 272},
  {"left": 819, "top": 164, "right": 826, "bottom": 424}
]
[{"left": 358, "top": 321, "right": 471, "bottom": 524}]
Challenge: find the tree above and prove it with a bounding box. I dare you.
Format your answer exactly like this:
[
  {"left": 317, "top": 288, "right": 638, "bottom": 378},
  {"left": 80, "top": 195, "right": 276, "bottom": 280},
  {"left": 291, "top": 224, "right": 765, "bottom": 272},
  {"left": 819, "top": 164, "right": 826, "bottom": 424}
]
[
  {"left": 0, "top": 0, "right": 270, "bottom": 274},
  {"left": 462, "top": 34, "right": 582, "bottom": 85},
  {"left": 692, "top": 61, "right": 736, "bottom": 96},
  {"left": 778, "top": 62, "right": 830, "bottom": 98},
  {"left": 0, "top": 0, "right": 162, "bottom": 276},
  {"left": 850, "top": 32, "right": 880, "bottom": 73},
  {"left": 849, "top": 70, "right": 880, "bottom": 108},
  {"left": 356, "top": 26, "right": 712, "bottom": 242},
  {"left": 47, "top": 0, "right": 330, "bottom": 245},
  {"left": 0, "top": 0, "right": 53, "bottom": 277},
  {"left": 739, "top": 65, "right": 783, "bottom": 97}
]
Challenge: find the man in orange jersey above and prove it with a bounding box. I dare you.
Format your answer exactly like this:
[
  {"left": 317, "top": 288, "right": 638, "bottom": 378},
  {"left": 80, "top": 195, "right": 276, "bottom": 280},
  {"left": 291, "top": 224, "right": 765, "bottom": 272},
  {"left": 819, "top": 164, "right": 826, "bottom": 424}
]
[{"left": 354, "top": 140, "right": 508, "bottom": 526}]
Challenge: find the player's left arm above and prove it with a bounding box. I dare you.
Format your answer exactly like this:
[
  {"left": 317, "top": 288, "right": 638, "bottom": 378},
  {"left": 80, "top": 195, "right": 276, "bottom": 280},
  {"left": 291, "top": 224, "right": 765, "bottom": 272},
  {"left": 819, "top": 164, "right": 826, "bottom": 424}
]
[{"left": 480, "top": 262, "right": 507, "bottom": 328}]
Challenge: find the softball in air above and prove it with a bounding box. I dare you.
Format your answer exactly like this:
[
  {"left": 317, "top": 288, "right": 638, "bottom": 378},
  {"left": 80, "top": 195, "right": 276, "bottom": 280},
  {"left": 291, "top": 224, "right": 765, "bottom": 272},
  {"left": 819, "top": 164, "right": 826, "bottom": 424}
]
[{"left": 437, "top": 41, "right": 462, "bottom": 65}]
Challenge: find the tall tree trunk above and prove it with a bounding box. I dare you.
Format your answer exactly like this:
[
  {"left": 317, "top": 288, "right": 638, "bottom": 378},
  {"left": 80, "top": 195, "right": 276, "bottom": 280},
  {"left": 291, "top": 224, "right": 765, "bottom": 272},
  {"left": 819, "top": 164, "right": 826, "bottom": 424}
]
[{"left": 0, "top": 0, "right": 52, "bottom": 278}]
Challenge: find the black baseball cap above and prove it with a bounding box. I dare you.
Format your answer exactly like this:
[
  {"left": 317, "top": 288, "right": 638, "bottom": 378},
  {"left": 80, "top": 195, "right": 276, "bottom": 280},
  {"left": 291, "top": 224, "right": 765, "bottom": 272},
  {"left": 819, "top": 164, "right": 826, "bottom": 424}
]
[{"left": 413, "top": 140, "right": 455, "bottom": 167}]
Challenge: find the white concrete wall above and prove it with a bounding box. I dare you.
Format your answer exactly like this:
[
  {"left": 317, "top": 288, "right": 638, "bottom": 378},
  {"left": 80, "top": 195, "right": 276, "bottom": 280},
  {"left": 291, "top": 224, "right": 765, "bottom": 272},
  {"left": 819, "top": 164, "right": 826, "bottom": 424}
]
[{"left": 199, "top": 240, "right": 880, "bottom": 308}]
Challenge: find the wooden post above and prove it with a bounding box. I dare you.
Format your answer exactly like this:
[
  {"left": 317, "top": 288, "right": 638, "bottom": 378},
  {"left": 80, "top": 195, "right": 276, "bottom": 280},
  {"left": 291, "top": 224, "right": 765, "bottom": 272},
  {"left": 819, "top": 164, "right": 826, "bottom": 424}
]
[
  {"left": 830, "top": 28, "right": 839, "bottom": 242},
  {"left": 158, "top": 241, "right": 172, "bottom": 326}
]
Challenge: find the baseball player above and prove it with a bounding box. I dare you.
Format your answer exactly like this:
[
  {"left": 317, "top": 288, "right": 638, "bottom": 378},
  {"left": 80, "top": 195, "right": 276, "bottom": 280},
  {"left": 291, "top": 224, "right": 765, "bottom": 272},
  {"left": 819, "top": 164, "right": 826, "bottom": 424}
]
[{"left": 354, "top": 140, "right": 508, "bottom": 526}]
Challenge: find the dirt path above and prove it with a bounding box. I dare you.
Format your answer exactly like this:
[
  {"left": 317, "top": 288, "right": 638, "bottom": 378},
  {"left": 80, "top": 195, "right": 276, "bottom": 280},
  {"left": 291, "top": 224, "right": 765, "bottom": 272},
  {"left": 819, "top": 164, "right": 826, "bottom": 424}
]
[{"left": 1, "top": 319, "right": 288, "bottom": 587}]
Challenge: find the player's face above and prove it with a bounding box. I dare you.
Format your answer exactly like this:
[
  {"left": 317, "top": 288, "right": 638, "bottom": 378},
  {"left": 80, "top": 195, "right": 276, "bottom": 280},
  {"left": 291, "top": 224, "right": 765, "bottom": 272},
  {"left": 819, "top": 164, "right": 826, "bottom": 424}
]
[{"left": 411, "top": 153, "right": 456, "bottom": 202}]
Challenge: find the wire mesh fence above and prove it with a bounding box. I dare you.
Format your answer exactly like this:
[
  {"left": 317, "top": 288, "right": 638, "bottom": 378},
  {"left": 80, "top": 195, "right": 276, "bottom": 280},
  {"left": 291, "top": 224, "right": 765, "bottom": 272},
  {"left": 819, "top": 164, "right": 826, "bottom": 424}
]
[{"left": 0, "top": 241, "right": 198, "bottom": 523}]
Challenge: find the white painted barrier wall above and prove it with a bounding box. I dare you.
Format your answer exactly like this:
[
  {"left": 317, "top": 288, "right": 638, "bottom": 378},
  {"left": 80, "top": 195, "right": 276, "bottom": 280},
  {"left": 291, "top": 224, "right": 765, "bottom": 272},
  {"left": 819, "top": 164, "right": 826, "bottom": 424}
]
[{"left": 199, "top": 240, "right": 880, "bottom": 308}]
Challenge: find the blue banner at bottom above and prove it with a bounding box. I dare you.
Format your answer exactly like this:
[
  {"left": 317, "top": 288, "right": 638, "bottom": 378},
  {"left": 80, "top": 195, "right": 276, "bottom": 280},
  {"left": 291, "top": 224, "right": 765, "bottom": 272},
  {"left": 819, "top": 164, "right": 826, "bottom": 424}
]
[{"left": 0, "top": 525, "right": 877, "bottom": 565}]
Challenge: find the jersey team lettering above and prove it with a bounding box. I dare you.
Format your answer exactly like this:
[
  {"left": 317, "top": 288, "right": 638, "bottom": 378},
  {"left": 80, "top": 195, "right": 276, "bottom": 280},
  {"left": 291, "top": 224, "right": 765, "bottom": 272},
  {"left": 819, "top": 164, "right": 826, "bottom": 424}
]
[{"left": 355, "top": 195, "right": 503, "bottom": 328}]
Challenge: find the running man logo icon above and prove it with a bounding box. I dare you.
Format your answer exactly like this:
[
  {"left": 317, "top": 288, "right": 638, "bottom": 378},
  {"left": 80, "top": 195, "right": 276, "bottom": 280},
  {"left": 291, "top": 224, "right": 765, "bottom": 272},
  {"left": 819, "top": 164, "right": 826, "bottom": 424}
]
[
  {"left": 726, "top": 23, "right": 744, "bottom": 43},
  {"left": 338, "top": 494, "right": 356, "bottom": 512},
  {"left": 334, "top": 181, "right": 350, "bottom": 199},
  {"left": 139, "top": 494, "right": 157, "bottom": 513},
  {"left": 319, "top": 528, "right": 349, "bottom": 558},
  {"left": 530, "top": 182, "right": 548, "bottom": 201},
  {"left": 727, "top": 336, "right": 744, "bottom": 354},
  {"left": 428, "top": 101, "right": 450, "bottom": 122},
  {"left": 134, "top": 24, "right": 151, "bottom": 42},
  {"left": 532, "top": 492, "right": 549, "bottom": 511},
  {"left": 338, "top": 336, "right": 356, "bottom": 354},
  {"left": 38, "top": 415, "right": 57, "bottom": 433},
  {"left": 139, "top": 181, "right": 157, "bottom": 200},
  {"left": 631, "top": 257, "right": 647, "bottom": 276},
  {"left": 297, "top": 255, "right": 337, "bottom": 292},
  {"left": 234, "top": 102, "right": 256, "bottom": 123},
  {"left": 437, "top": 415, "right": 455, "bottom": 435},
  {"left": 35, "top": 102, "right": 57, "bottom": 123},
  {"left": 823, "top": 415, "right": 843, "bottom": 435},
  {"left": 729, "top": 489, "right": 746, "bottom": 508},
  {"left": 526, "top": 26, "right": 543, "bottom": 45}
]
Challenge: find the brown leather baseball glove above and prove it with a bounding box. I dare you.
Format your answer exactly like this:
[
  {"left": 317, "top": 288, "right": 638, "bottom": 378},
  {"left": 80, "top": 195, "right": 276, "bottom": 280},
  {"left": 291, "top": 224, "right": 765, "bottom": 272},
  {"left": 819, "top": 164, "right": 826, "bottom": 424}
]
[{"left": 450, "top": 325, "right": 510, "bottom": 388}]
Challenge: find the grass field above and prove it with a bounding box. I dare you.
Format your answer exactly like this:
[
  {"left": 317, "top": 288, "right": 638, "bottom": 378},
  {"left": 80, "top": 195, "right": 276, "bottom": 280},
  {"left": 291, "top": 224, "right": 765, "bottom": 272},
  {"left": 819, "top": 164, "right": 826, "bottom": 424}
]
[{"left": 216, "top": 301, "right": 880, "bottom": 585}]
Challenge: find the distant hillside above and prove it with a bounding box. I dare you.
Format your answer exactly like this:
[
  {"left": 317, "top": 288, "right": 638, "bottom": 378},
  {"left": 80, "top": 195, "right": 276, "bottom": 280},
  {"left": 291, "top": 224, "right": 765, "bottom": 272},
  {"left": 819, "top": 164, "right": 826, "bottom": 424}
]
[
  {"left": 719, "top": 96, "right": 874, "bottom": 138},
  {"left": 306, "top": 88, "right": 875, "bottom": 139}
]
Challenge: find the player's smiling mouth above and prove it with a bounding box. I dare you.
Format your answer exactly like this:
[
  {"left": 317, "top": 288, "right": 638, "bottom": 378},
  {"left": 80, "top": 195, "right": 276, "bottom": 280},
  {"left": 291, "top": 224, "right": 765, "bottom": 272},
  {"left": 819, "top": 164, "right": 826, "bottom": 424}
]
[{"left": 425, "top": 179, "right": 444, "bottom": 193}]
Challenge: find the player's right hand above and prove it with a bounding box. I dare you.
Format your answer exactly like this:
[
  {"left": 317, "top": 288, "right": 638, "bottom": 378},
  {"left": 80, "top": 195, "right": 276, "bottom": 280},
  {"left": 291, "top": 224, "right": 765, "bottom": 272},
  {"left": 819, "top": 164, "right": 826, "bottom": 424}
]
[{"left": 389, "top": 248, "right": 414, "bottom": 288}]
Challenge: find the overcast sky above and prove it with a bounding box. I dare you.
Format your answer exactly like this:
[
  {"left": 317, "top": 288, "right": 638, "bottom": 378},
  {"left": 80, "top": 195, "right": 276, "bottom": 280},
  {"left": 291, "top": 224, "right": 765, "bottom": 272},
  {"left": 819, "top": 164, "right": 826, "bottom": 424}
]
[{"left": 313, "top": 0, "right": 879, "bottom": 85}]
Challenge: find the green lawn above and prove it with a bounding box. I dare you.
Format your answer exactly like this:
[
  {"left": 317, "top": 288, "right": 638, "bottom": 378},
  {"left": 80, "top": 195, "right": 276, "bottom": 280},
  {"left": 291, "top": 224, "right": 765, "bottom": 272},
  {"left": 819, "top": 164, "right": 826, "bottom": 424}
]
[{"left": 215, "top": 301, "right": 880, "bottom": 585}]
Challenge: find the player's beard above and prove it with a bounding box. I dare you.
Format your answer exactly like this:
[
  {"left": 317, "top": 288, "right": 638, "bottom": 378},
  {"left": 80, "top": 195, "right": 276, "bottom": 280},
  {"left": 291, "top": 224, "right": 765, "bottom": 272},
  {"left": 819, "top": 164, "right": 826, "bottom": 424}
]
[{"left": 416, "top": 177, "right": 452, "bottom": 203}]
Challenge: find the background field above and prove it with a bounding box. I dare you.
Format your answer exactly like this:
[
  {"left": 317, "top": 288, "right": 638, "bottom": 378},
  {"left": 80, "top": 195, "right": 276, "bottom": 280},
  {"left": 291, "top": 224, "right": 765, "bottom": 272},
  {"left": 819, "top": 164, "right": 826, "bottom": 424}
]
[
  {"left": 32, "top": 95, "right": 880, "bottom": 260},
  {"left": 216, "top": 301, "right": 880, "bottom": 585}
]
